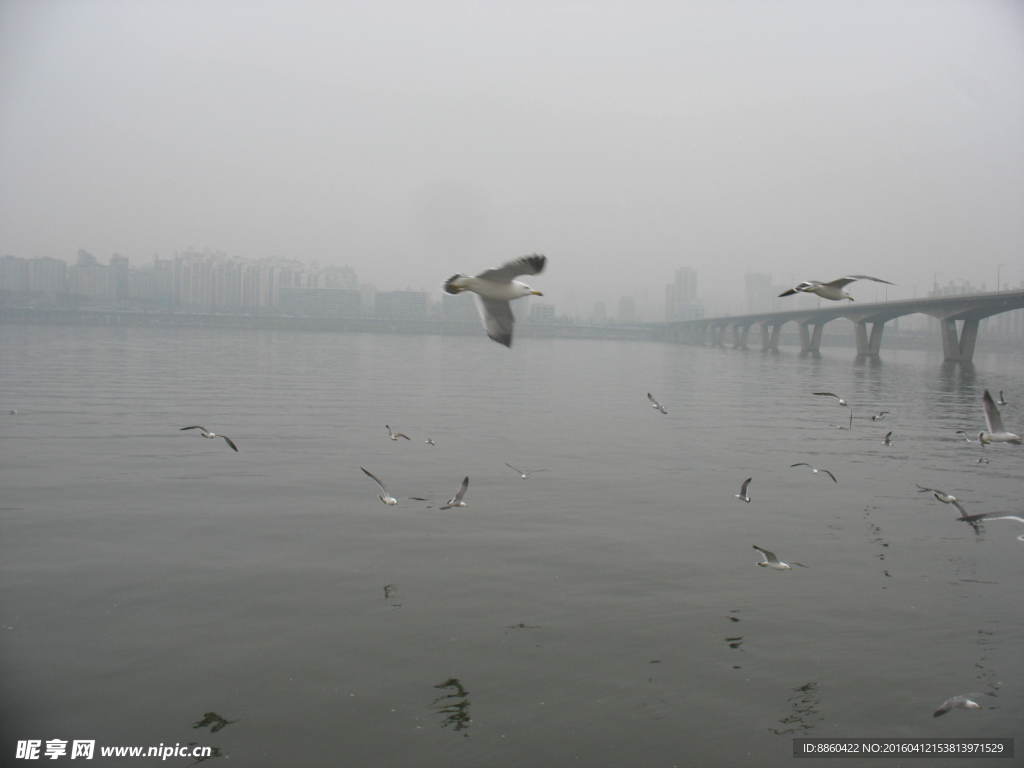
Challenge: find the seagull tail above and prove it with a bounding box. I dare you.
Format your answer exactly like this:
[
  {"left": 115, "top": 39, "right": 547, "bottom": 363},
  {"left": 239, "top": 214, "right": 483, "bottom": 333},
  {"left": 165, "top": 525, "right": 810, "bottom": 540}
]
[{"left": 444, "top": 274, "right": 470, "bottom": 294}]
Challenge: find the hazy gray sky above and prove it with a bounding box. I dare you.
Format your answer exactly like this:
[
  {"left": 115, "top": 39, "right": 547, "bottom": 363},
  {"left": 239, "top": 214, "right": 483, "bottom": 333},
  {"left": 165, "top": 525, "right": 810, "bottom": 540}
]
[{"left": 2, "top": 0, "right": 1022, "bottom": 315}]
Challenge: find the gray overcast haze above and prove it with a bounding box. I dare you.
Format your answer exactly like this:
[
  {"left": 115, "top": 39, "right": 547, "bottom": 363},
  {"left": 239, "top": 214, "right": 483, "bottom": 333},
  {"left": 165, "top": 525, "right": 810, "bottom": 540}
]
[{"left": 1, "top": 0, "right": 1023, "bottom": 316}]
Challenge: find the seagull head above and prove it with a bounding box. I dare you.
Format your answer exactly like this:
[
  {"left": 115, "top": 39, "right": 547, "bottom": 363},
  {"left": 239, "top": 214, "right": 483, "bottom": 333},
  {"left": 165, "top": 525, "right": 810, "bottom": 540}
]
[{"left": 512, "top": 280, "right": 543, "bottom": 297}]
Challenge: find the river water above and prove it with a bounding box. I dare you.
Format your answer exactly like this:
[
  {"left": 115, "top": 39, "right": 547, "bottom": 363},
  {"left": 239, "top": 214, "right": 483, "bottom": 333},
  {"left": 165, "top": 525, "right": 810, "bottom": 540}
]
[{"left": 1, "top": 324, "right": 1021, "bottom": 767}]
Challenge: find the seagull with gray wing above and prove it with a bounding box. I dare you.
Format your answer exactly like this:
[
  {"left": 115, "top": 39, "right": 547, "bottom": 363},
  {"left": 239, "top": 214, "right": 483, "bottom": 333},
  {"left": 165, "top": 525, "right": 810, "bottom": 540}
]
[
  {"left": 933, "top": 693, "right": 988, "bottom": 717},
  {"left": 180, "top": 425, "right": 239, "bottom": 452},
  {"left": 790, "top": 463, "right": 838, "bottom": 483},
  {"left": 980, "top": 389, "right": 1021, "bottom": 445},
  {"left": 646, "top": 393, "right": 669, "bottom": 414},
  {"left": 734, "top": 477, "right": 752, "bottom": 503},
  {"left": 778, "top": 274, "right": 894, "bottom": 301},
  {"left": 443, "top": 254, "right": 546, "bottom": 347},
  {"left": 361, "top": 467, "right": 398, "bottom": 505},
  {"left": 753, "top": 545, "right": 807, "bottom": 570},
  {"left": 505, "top": 463, "right": 548, "bottom": 479},
  {"left": 440, "top": 476, "right": 469, "bottom": 510}
]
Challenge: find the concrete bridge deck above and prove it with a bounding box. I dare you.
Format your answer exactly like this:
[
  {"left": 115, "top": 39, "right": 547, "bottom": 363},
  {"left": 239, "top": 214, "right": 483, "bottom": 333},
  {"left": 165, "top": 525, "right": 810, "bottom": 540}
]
[{"left": 661, "top": 290, "right": 1024, "bottom": 363}]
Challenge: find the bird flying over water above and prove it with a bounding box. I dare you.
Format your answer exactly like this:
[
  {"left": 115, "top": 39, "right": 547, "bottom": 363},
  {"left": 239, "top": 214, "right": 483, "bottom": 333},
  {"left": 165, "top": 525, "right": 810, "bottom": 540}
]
[
  {"left": 180, "top": 426, "right": 238, "bottom": 452},
  {"left": 980, "top": 390, "right": 1021, "bottom": 444},
  {"left": 778, "top": 275, "right": 894, "bottom": 301},
  {"left": 883, "top": 431, "right": 894, "bottom": 446},
  {"left": 813, "top": 392, "right": 848, "bottom": 406},
  {"left": 443, "top": 254, "right": 546, "bottom": 347},
  {"left": 871, "top": 411, "right": 889, "bottom": 421},
  {"left": 915, "top": 484, "right": 967, "bottom": 516},
  {"left": 505, "top": 463, "right": 548, "bottom": 479},
  {"left": 440, "top": 476, "right": 469, "bottom": 509},
  {"left": 790, "top": 463, "right": 837, "bottom": 483},
  {"left": 735, "top": 477, "right": 752, "bottom": 503},
  {"left": 386, "top": 425, "right": 411, "bottom": 441},
  {"left": 752, "top": 545, "right": 807, "bottom": 570},
  {"left": 361, "top": 467, "right": 398, "bottom": 505},
  {"left": 646, "top": 393, "right": 669, "bottom": 414},
  {"left": 933, "top": 694, "right": 986, "bottom": 717}
]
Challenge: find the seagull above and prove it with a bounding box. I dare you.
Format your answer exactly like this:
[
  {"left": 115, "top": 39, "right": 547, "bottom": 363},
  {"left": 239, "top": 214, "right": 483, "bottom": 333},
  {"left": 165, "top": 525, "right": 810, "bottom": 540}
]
[
  {"left": 980, "top": 390, "right": 1021, "bottom": 444},
  {"left": 386, "top": 425, "right": 411, "bottom": 441},
  {"left": 778, "top": 275, "right": 894, "bottom": 301},
  {"left": 425, "top": 438, "right": 436, "bottom": 446},
  {"left": 505, "top": 463, "right": 548, "bottom": 479},
  {"left": 180, "top": 426, "right": 238, "bottom": 452},
  {"left": 790, "top": 463, "right": 838, "bottom": 483},
  {"left": 443, "top": 254, "right": 546, "bottom": 347},
  {"left": 997, "top": 390, "right": 1008, "bottom": 406},
  {"left": 915, "top": 484, "right": 967, "bottom": 516},
  {"left": 871, "top": 411, "right": 889, "bottom": 422},
  {"left": 933, "top": 693, "right": 986, "bottom": 717},
  {"left": 361, "top": 467, "right": 398, "bottom": 505},
  {"left": 440, "top": 476, "right": 469, "bottom": 510},
  {"left": 812, "top": 392, "right": 848, "bottom": 406},
  {"left": 646, "top": 393, "right": 669, "bottom": 414},
  {"left": 883, "top": 431, "right": 894, "bottom": 446},
  {"left": 753, "top": 545, "right": 807, "bottom": 570},
  {"left": 734, "top": 477, "right": 752, "bottom": 503}
]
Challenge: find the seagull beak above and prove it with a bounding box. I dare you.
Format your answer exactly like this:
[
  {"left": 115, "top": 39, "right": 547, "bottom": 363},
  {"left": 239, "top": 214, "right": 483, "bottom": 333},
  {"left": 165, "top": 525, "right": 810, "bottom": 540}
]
[{"left": 530, "top": 290, "right": 544, "bottom": 296}]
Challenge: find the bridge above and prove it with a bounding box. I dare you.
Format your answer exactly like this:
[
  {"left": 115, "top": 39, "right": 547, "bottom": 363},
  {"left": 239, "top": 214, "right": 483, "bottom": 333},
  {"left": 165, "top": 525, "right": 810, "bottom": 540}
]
[{"left": 659, "top": 290, "right": 1024, "bottom": 363}]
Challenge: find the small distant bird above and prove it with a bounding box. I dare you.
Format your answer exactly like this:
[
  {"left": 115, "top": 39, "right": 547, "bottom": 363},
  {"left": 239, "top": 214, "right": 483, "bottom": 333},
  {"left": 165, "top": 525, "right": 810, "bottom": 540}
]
[
  {"left": 505, "top": 463, "right": 548, "bottom": 479},
  {"left": 443, "top": 254, "right": 546, "bottom": 347},
  {"left": 734, "top": 477, "right": 752, "bottom": 503},
  {"left": 646, "top": 393, "right": 669, "bottom": 414},
  {"left": 915, "top": 484, "right": 966, "bottom": 516},
  {"left": 980, "top": 390, "right": 1021, "bottom": 444},
  {"left": 883, "top": 431, "right": 894, "bottom": 446},
  {"left": 977, "top": 457, "right": 991, "bottom": 464},
  {"left": 386, "top": 425, "right": 411, "bottom": 441},
  {"left": 440, "top": 476, "right": 469, "bottom": 510},
  {"left": 778, "top": 275, "right": 894, "bottom": 301},
  {"left": 7, "top": 409, "right": 16, "bottom": 415},
  {"left": 997, "top": 390, "right": 1008, "bottom": 406},
  {"left": 361, "top": 466, "right": 398, "bottom": 505},
  {"left": 753, "top": 545, "right": 807, "bottom": 570},
  {"left": 180, "top": 425, "right": 238, "bottom": 452},
  {"left": 871, "top": 411, "right": 889, "bottom": 422},
  {"left": 813, "top": 392, "right": 848, "bottom": 406},
  {"left": 425, "top": 438, "right": 436, "bottom": 446},
  {"left": 790, "top": 463, "right": 838, "bottom": 483},
  {"left": 933, "top": 694, "right": 986, "bottom": 718}
]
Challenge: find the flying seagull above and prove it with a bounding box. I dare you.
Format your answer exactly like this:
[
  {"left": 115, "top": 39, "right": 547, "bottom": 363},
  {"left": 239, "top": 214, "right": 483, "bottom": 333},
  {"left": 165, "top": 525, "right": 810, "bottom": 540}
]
[
  {"left": 883, "top": 431, "right": 894, "bottom": 446},
  {"left": 752, "top": 545, "right": 807, "bottom": 570},
  {"left": 440, "top": 476, "right": 469, "bottom": 510},
  {"left": 505, "top": 463, "right": 548, "bottom": 479},
  {"left": 871, "top": 411, "right": 889, "bottom": 422},
  {"left": 980, "top": 389, "right": 1021, "bottom": 444},
  {"left": 933, "top": 694, "right": 987, "bottom": 718},
  {"left": 646, "top": 392, "right": 669, "bottom": 414},
  {"left": 386, "top": 425, "right": 411, "bottom": 441},
  {"left": 790, "top": 463, "right": 838, "bottom": 483},
  {"left": 180, "top": 426, "right": 238, "bottom": 452},
  {"left": 812, "top": 392, "right": 848, "bottom": 406},
  {"left": 425, "top": 437, "right": 436, "bottom": 446},
  {"left": 778, "top": 275, "right": 894, "bottom": 301},
  {"left": 915, "top": 484, "right": 967, "bottom": 516},
  {"left": 734, "top": 477, "right": 752, "bottom": 503},
  {"left": 361, "top": 467, "right": 398, "bottom": 505},
  {"left": 443, "top": 254, "right": 546, "bottom": 347}
]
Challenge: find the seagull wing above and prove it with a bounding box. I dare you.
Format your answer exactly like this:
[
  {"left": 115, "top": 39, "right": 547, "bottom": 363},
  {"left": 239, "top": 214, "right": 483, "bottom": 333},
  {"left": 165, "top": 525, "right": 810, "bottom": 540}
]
[
  {"left": 476, "top": 297, "right": 516, "bottom": 347},
  {"left": 823, "top": 277, "right": 859, "bottom": 288},
  {"left": 845, "top": 274, "right": 895, "bottom": 285},
  {"left": 181, "top": 425, "right": 208, "bottom": 432},
  {"left": 395, "top": 432, "right": 411, "bottom": 440},
  {"left": 451, "top": 476, "right": 469, "bottom": 504},
  {"left": 812, "top": 392, "right": 840, "bottom": 400},
  {"left": 974, "top": 514, "right": 1024, "bottom": 524},
  {"left": 220, "top": 435, "right": 239, "bottom": 452},
  {"left": 739, "top": 477, "right": 752, "bottom": 496},
  {"left": 821, "top": 469, "right": 838, "bottom": 483},
  {"left": 950, "top": 500, "right": 967, "bottom": 517},
  {"left": 982, "top": 390, "right": 1005, "bottom": 433},
  {"left": 476, "top": 254, "right": 546, "bottom": 282},
  {"left": 916, "top": 484, "right": 940, "bottom": 494},
  {"left": 361, "top": 466, "right": 389, "bottom": 495},
  {"left": 505, "top": 463, "right": 524, "bottom": 475},
  {"left": 777, "top": 288, "right": 799, "bottom": 297},
  {"left": 790, "top": 462, "right": 812, "bottom": 468},
  {"left": 752, "top": 545, "right": 778, "bottom": 564}
]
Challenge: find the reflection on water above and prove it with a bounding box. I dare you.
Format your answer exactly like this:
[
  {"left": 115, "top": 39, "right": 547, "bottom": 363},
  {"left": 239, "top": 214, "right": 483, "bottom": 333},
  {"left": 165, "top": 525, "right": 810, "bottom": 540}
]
[
  {"left": 186, "top": 744, "right": 225, "bottom": 766},
  {"left": 771, "top": 682, "right": 822, "bottom": 736},
  {"left": 432, "top": 678, "right": 472, "bottom": 737}
]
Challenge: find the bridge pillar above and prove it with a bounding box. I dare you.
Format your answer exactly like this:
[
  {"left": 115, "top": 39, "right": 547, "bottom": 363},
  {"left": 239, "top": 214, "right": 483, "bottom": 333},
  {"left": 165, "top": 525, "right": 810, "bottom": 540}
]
[
  {"left": 799, "top": 322, "right": 823, "bottom": 357},
  {"left": 760, "top": 322, "right": 781, "bottom": 352},
  {"left": 854, "top": 320, "right": 886, "bottom": 357},
  {"left": 940, "top": 317, "right": 980, "bottom": 362},
  {"left": 734, "top": 323, "right": 750, "bottom": 349}
]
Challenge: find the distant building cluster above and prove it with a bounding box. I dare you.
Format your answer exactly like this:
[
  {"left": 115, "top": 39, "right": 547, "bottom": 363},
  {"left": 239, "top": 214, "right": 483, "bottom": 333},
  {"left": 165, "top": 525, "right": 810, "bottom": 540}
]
[
  {"left": 0, "top": 249, "right": 574, "bottom": 326},
  {"left": 664, "top": 267, "right": 704, "bottom": 322}
]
